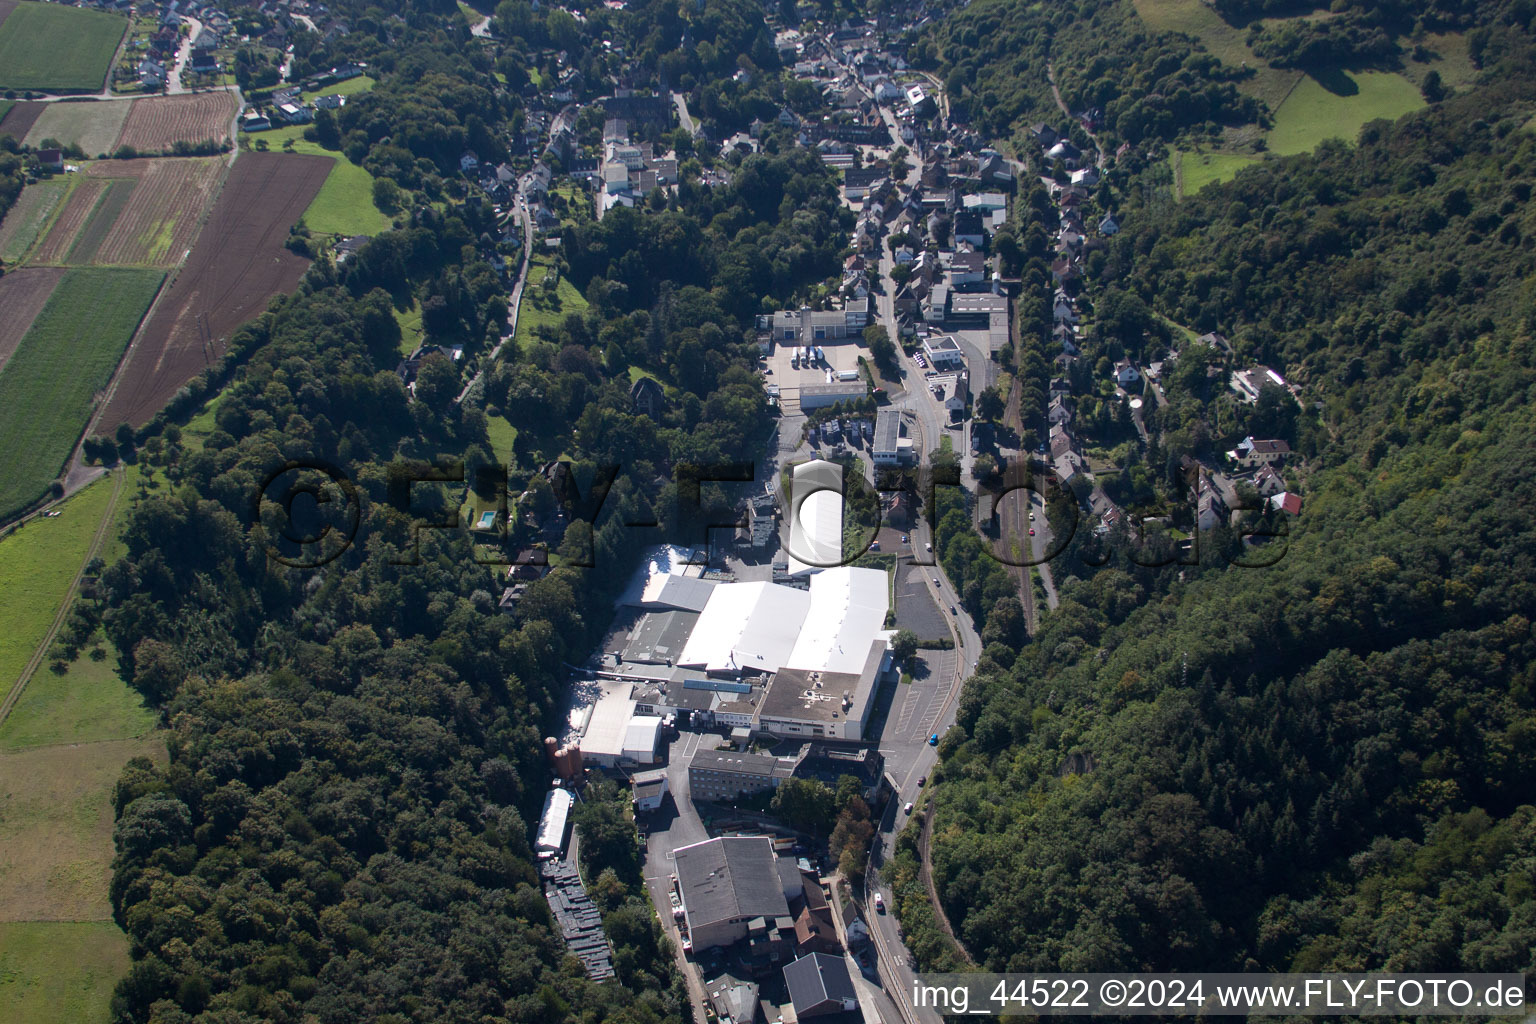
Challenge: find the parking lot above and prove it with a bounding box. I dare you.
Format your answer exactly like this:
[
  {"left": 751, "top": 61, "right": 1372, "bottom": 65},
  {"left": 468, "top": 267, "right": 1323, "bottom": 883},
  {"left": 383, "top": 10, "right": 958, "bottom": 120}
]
[
  {"left": 893, "top": 563, "right": 948, "bottom": 641},
  {"left": 764, "top": 336, "right": 872, "bottom": 410}
]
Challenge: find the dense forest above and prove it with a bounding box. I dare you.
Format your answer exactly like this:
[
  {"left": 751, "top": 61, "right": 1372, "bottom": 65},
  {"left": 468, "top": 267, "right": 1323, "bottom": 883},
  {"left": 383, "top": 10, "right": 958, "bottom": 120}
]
[
  {"left": 910, "top": 0, "right": 1264, "bottom": 149},
  {"left": 900, "top": 19, "right": 1536, "bottom": 978}
]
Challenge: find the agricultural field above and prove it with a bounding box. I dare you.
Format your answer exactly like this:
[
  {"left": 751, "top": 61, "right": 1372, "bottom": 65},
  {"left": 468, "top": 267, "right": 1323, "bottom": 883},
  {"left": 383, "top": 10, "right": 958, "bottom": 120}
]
[
  {"left": 0, "top": 921, "right": 132, "bottom": 1024},
  {"left": 0, "top": 733, "right": 163, "bottom": 916},
  {"left": 305, "top": 156, "right": 394, "bottom": 235},
  {"left": 0, "top": 98, "right": 44, "bottom": 141},
  {"left": 28, "top": 177, "right": 105, "bottom": 265},
  {"left": 0, "top": 268, "right": 163, "bottom": 519},
  {"left": 248, "top": 125, "right": 394, "bottom": 236},
  {"left": 116, "top": 89, "right": 240, "bottom": 152},
  {"left": 64, "top": 178, "right": 134, "bottom": 263},
  {"left": 97, "top": 151, "right": 329, "bottom": 430},
  {"left": 0, "top": 269, "right": 63, "bottom": 371},
  {"left": 1267, "top": 70, "right": 1425, "bottom": 155},
  {"left": 22, "top": 159, "right": 225, "bottom": 267},
  {"left": 0, "top": 1, "right": 128, "bottom": 93},
  {"left": 0, "top": 177, "right": 68, "bottom": 263},
  {"left": 1174, "top": 148, "right": 1260, "bottom": 197},
  {"left": 82, "top": 157, "right": 225, "bottom": 266},
  {"left": 23, "top": 99, "right": 131, "bottom": 157},
  {"left": 0, "top": 473, "right": 115, "bottom": 690}
]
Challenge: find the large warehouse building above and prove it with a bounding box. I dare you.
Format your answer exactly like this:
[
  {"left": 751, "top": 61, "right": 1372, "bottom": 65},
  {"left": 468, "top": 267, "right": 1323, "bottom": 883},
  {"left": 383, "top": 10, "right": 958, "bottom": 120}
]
[{"left": 672, "top": 566, "right": 894, "bottom": 740}]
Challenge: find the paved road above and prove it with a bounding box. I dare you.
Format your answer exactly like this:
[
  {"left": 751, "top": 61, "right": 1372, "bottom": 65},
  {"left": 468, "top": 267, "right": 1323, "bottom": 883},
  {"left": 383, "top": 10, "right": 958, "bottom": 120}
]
[
  {"left": 455, "top": 176, "right": 534, "bottom": 404},
  {"left": 641, "top": 731, "right": 712, "bottom": 1021},
  {"left": 672, "top": 92, "right": 698, "bottom": 136}
]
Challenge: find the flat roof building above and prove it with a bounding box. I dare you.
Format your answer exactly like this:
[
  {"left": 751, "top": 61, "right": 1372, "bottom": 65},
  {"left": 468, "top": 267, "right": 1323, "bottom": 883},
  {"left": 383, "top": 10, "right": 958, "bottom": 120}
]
[
  {"left": 872, "top": 409, "right": 907, "bottom": 467},
  {"left": 623, "top": 715, "right": 663, "bottom": 764},
  {"left": 799, "top": 381, "right": 868, "bottom": 411},
  {"left": 756, "top": 638, "right": 888, "bottom": 742}
]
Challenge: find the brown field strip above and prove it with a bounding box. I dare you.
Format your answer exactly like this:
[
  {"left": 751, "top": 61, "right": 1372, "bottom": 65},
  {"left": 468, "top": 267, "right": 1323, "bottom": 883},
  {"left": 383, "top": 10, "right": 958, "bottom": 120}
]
[
  {"left": 115, "top": 90, "right": 238, "bottom": 151},
  {"left": 0, "top": 99, "right": 45, "bottom": 141},
  {"left": 98, "top": 151, "right": 330, "bottom": 429},
  {"left": 84, "top": 157, "right": 224, "bottom": 266},
  {"left": 0, "top": 0, "right": 16, "bottom": 30},
  {"left": 29, "top": 178, "right": 104, "bottom": 265},
  {"left": 65, "top": 177, "right": 134, "bottom": 263},
  {"left": 0, "top": 268, "right": 65, "bottom": 373}
]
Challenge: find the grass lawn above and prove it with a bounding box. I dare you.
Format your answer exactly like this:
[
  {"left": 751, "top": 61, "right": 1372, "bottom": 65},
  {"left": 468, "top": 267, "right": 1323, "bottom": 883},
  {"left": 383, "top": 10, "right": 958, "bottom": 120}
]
[
  {"left": 0, "top": 100, "right": 12, "bottom": 122},
  {"left": 250, "top": 126, "right": 394, "bottom": 237},
  {"left": 0, "top": 268, "right": 163, "bottom": 519},
  {"left": 1399, "top": 31, "right": 1478, "bottom": 92},
  {"left": 394, "top": 301, "right": 424, "bottom": 356},
  {"left": 304, "top": 156, "right": 393, "bottom": 236},
  {"left": 0, "top": 921, "right": 131, "bottom": 1023},
  {"left": 0, "top": 638, "right": 155, "bottom": 751},
  {"left": 1174, "top": 149, "right": 1260, "bottom": 197},
  {"left": 301, "top": 74, "right": 375, "bottom": 102},
  {"left": 485, "top": 413, "right": 518, "bottom": 463},
  {"left": 0, "top": 734, "right": 164, "bottom": 921},
  {"left": 0, "top": 177, "right": 70, "bottom": 264},
  {"left": 1267, "top": 70, "right": 1425, "bottom": 155},
  {"left": 0, "top": 476, "right": 116, "bottom": 695},
  {"left": 514, "top": 256, "right": 588, "bottom": 343},
  {"left": 0, "top": 2, "right": 128, "bottom": 93}
]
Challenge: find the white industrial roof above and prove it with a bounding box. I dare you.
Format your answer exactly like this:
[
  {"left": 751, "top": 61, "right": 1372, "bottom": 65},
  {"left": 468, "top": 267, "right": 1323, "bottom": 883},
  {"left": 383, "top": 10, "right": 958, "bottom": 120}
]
[
  {"left": 675, "top": 567, "right": 890, "bottom": 677},
  {"left": 582, "top": 684, "right": 637, "bottom": 758},
  {"left": 535, "top": 786, "right": 573, "bottom": 852},
  {"left": 676, "top": 581, "right": 810, "bottom": 674},
  {"left": 785, "top": 566, "right": 891, "bottom": 675},
  {"left": 623, "top": 715, "right": 663, "bottom": 761},
  {"left": 786, "top": 460, "right": 844, "bottom": 576},
  {"left": 616, "top": 544, "right": 707, "bottom": 608}
]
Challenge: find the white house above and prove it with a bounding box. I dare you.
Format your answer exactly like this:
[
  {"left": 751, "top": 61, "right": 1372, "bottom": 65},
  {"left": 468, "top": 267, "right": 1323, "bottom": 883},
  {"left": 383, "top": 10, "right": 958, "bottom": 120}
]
[{"left": 1114, "top": 360, "right": 1140, "bottom": 387}]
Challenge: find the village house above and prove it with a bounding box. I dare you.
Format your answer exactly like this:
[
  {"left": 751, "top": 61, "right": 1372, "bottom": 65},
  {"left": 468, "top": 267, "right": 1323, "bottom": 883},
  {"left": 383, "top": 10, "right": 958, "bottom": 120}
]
[{"left": 1228, "top": 436, "right": 1292, "bottom": 469}]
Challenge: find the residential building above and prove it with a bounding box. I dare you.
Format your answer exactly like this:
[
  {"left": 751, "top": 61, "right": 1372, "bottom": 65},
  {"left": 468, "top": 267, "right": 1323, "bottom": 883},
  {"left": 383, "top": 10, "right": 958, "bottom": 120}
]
[
  {"left": 1227, "top": 436, "right": 1291, "bottom": 469},
  {"left": 783, "top": 952, "right": 858, "bottom": 1018},
  {"left": 631, "top": 375, "right": 665, "bottom": 417}
]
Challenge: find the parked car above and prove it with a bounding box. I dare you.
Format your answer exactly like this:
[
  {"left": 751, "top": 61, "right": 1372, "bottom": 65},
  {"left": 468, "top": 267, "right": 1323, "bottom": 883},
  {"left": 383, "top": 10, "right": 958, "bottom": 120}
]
[
  {"left": 929, "top": 734, "right": 939, "bottom": 746},
  {"left": 918, "top": 776, "right": 927, "bottom": 787},
  {"left": 873, "top": 893, "right": 885, "bottom": 912},
  {"left": 904, "top": 801, "right": 914, "bottom": 815}
]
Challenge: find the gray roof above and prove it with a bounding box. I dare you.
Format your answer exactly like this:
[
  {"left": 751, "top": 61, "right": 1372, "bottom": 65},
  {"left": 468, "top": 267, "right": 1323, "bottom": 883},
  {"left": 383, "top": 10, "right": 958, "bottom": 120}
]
[
  {"left": 783, "top": 952, "right": 857, "bottom": 1014},
  {"left": 676, "top": 836, "right": 790, "bottom": 933},
  {"left": 873, "top": 409, "right": 901, "bottom": 454},
  {"left": 622, "top": 609, "right": 701, "bottom": 664},
  {"left": 690, "top": 748, "right": 797, "bottom": 780}
]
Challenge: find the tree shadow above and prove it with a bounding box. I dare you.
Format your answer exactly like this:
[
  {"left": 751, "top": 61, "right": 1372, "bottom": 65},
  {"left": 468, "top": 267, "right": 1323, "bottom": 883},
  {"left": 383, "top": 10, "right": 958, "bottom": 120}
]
[{"left": 1308, "top": 67, "right": 1360, "bottom": 96}]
